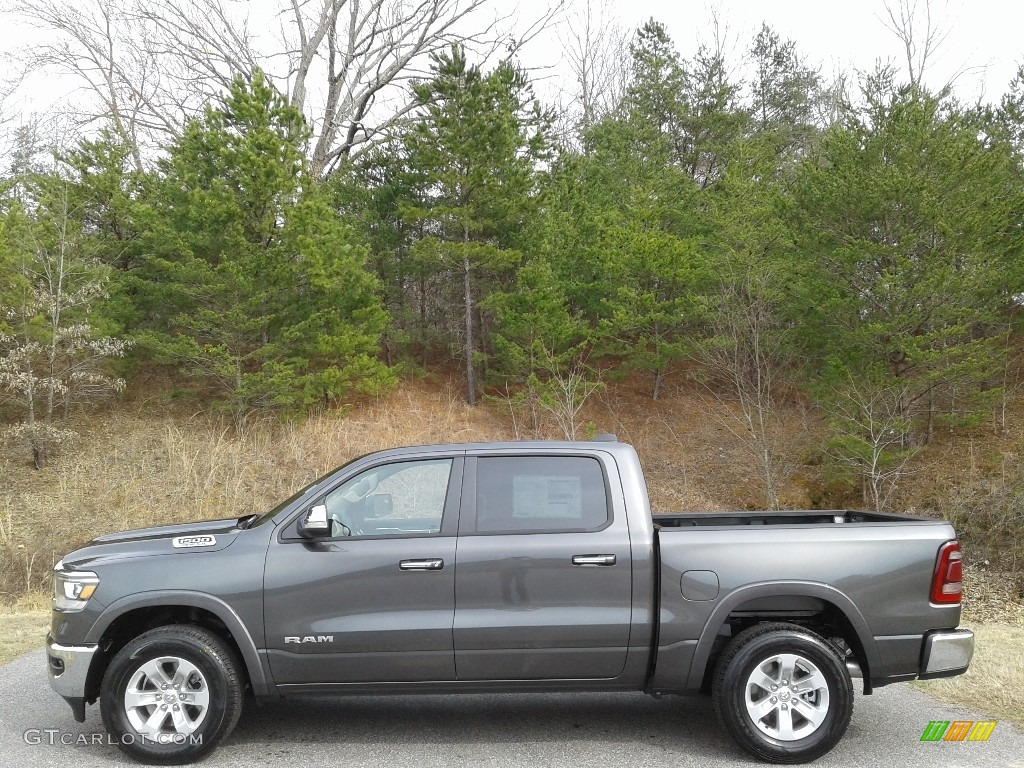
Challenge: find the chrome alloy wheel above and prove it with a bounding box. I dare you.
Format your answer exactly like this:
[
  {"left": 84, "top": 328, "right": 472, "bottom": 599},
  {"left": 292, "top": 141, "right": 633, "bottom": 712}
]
[
  {"left": 123, "top": 656, "right": 210, "bottom": 741},
  {"left": 743, "top": 652, "right": 831, "bottom": 741}
]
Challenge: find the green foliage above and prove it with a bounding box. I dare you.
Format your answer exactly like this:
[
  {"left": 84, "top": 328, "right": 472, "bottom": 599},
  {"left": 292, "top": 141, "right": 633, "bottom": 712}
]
[
  {"left": 623, "top": 20, "right": 689, "bottom": 163},
  {"left": 328, "top": 139, "right": 421, "bottom": 364},
  {"left": 786, "top": 86, "right": 1024, "bottom": 508},
  {"left": 486, "top": 260, "right": 587, "bottom": 380},
  {"left": 538, "top": 24, "right": 721, "bottom": 399},
  {"left": 595, "top": 177, "right": 706, "bottom": 399},
  {"left": 52, "top": 131, "right": 148, "bottom": 336},
  {"left": 792, "top": 90, "right": 1022, "bottom": 438},
  {"left": 681, "top": 44, "right": 750, "bottom": 185},
  {"left": 134, "top": 69, "right": 393, "bottom": 417},
  {"left": 617, "top": 20, "right": 749, "bottom": 186},
  {"left": 484, "top": 259, "right": 600, "bottom": 436}
]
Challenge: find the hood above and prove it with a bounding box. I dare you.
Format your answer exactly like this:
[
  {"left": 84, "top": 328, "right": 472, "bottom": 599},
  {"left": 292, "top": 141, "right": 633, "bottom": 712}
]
[
  {"left": 90, "top": 517, "right": 242, "bottom": 545},
  {"left": 61, "top": 517, "right": 244, "bottom": 569}
]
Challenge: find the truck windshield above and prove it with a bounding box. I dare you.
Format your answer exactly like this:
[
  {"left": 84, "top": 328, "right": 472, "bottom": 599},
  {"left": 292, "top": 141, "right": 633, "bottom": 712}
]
[{"left": 247, "top": 453, "right": 369, "bottom": 527}]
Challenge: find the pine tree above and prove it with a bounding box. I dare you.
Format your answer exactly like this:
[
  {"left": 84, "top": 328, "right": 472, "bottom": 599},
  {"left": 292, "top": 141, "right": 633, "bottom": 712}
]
[
  {"left": 484, "top": 259, "right": 596, "bottom": 435},
  {"left": 135, "top": 70, "right": 393, "bottom": 418},
  {"left": 748, "top": 24, "right": 821, "bottom": 159},
  {"left": 540, "top": 24, "right": 714, "bottom": 399},
  {"left": 401, "top": 46, "right": 552, "bottom": 404}
]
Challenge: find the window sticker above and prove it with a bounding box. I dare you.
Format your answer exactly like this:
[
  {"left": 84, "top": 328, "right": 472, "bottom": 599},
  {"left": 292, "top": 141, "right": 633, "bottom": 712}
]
[{"left": 512, "top": 475, "right": 583, "bottom": 519}]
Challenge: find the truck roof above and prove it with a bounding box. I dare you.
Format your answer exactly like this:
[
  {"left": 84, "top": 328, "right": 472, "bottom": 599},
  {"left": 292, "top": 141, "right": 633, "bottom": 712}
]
[{"left": 360, "top": 440, "right": 636, "bottom": 458}]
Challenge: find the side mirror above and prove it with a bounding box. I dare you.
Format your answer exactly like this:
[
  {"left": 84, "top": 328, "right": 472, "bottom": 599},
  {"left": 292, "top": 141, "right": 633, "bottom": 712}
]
[{"left": 298, "top": 504, "right": 330, "bottom": 538}]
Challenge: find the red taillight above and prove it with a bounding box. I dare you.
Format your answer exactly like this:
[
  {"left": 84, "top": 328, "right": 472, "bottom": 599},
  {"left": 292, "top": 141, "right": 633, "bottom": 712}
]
[{"left": 930, "top": 540, "right": 963, "bottom": 605}]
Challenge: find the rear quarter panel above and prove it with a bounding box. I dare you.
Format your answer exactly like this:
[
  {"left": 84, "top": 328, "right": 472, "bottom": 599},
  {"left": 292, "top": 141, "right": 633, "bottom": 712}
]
[{"left": 650, "top": 519, "right": 960, "bottom": 691}]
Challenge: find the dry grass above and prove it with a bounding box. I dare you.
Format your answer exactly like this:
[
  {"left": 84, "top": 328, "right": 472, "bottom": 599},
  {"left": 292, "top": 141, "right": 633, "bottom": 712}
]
[
  {"left": 0, "top": 593, "right": 50, "bottom": 664},
  {"left": 915, "top": 622, "right": 1024, "bottom": 729},
  {"left": 585, "top": 377, "right": 818, "bottom": 512},
  {"left": 961, "top": 565, "right": 1024, "bottom": 626}
]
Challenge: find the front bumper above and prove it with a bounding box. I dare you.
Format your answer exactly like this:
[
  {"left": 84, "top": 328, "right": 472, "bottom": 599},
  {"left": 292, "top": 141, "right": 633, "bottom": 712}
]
[
  {"left": 46, "top": 634, "right": 98, "bottom": 722},
  {"left": 919, "top": 628, "right": 974, "bottom": 680}
]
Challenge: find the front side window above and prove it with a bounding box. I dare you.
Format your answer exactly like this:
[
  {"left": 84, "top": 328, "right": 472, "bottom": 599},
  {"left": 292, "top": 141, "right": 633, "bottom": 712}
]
[
  {"left": 474, "top": 456, "right": 609, "bottom": 534},
  {"left": 322, "top": 458, "right": 452, "bottom": 537}
]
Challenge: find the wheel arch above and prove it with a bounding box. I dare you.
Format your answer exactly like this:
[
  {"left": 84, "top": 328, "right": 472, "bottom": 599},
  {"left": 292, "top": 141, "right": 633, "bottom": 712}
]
[
  {"left": 687, "top": 581, "right": 878, "bottom": 693},
  {"left": 83, "top": 591, "right": 272, "bottom": 703}
]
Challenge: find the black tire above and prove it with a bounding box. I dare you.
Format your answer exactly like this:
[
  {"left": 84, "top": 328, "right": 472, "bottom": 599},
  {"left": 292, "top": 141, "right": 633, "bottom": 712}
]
[
  {"left": 100, "top": 625, "right": 244, "bottom": 765},
  {"left": 711, "top": 622, "right": 853, "bottom": 764}
]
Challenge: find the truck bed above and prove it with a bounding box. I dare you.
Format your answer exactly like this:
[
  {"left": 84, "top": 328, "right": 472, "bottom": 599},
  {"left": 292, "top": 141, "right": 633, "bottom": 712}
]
[{"left": 648, "top": 507, "right": 960, "bottom": 693}]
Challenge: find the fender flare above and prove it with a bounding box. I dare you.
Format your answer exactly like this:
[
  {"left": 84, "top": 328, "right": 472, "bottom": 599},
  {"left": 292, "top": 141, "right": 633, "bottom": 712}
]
[
  {"left": 85, "top": 590, "right": 274, "bottom": 696},
  {"left": 685, "top": 580, "right": 879, "bottom": 689}
]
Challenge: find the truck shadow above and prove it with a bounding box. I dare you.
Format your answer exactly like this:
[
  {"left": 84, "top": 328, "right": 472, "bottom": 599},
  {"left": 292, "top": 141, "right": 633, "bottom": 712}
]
[{"left": 230, "top": 691, "right": 742, "bottom": 752}]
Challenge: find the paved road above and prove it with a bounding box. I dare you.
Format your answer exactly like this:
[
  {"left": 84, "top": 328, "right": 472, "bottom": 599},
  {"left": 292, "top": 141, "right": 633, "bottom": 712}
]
[{"left": 2, "top": 649, "right": 1021, "bottom": 767}]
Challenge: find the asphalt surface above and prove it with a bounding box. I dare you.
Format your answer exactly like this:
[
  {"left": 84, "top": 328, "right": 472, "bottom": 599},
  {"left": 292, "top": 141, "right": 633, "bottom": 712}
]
[{"left": 2, "top": 648, "right": 1021, "bottom": 767}]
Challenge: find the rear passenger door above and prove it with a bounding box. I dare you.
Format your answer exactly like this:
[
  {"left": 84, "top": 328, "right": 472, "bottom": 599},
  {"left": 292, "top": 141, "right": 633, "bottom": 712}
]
[{"left": 453, "top": 451, "right": 633, "bottom": 681}]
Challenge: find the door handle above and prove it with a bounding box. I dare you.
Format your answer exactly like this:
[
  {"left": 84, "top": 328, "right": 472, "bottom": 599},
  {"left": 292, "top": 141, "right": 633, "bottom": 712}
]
[
  {"left": 572, "top": 554, "right": 616, "bottom": 566},
  {"left": 399, "top": 559, "right": 444, "bottom": 571}
]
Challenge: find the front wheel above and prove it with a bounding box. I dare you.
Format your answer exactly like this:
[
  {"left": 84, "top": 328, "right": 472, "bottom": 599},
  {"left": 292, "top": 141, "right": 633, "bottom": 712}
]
[
  {"left": 712, "top": 622, "right": 853, "bottom": 764},
  {"left": 100, "top": 625, "right": 244, "bottom": 765}
]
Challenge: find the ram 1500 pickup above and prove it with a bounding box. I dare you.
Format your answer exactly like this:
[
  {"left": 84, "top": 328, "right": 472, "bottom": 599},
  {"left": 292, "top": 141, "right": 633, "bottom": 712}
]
[{"left": 46, "top": 439, "right": 973, "bottom": 764}]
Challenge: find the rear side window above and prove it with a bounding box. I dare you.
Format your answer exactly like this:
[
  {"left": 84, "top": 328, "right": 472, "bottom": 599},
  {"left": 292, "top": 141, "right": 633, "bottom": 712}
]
[{"left": 474, "top": 456, "right": 609, "bottom": 534}]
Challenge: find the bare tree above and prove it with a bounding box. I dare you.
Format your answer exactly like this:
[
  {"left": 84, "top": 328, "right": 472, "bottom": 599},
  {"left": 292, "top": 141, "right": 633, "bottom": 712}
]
[
  {"left": 0, "top": 70, "right": 21, "bottom": 129},
  {"left": 812, "top": 69, "right": 853, "bottom": 130},
  {"left": 6, "top": 0, "right": 165, "bottom": 173},
  {"left": 823, "top": 375, "right": 919, "bottom": 512},
  {"left": 560, "top": 0, "right": 628, "bottom": 134},
  {"left": 0, "top": 181, "right": 131, "bottom": 468},
  {"left": 700, "top": 264, "right": 798, "bottom": 510},
  {"left": 6, "top": 0, "right": 562, "bottom": 175},
  {"left": 536, "top": 363, "right": 603, "bottom": 441},
  {"left": 880, "top": 0, "right": 954, "bottom": 90}
]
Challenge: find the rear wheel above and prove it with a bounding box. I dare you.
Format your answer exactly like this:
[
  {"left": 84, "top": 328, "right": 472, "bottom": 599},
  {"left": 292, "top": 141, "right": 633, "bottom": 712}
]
[
  {"left": 100, "top": 625, "right": 244, "bottom": 765},
  {"left": 712, "top": 622, "right": 853, "bottom": 764}
]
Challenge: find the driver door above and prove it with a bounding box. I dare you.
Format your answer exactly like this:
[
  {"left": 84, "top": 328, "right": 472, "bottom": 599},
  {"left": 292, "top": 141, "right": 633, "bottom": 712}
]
[{"left": 263, "top": 455, "right": 463, "bottom": 688}]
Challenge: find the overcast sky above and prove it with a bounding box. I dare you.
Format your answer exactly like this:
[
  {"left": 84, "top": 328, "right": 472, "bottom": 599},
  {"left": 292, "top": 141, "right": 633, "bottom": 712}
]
[{"left": 1, "top": 0, "right": 1022, "bottom": 138}]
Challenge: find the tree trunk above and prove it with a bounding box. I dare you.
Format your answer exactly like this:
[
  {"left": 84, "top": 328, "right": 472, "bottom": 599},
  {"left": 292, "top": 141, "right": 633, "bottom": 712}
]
[
  {"left": 419, "top": 274, "right": 428, "bottom": 369},
  {"left": 652, "top": 368, "right": 663, "bottom": 400},
  {"left": 762, "top": 447, "right": 778, "bottom": 510},
  {"left": 463, "top": 246, "right": 476, "bottom": 405}
]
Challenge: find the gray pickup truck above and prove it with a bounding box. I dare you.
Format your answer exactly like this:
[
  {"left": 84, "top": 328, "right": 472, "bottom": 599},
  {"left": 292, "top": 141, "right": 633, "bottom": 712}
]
[{"left": 46, "top": 439, "right": 973, "bottom": 764}]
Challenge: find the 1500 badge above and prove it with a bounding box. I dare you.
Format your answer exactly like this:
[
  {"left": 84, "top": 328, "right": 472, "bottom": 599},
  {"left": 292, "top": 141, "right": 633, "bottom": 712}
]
[{"left": 172, "top": 535, "right": 217, "bottom": 548}]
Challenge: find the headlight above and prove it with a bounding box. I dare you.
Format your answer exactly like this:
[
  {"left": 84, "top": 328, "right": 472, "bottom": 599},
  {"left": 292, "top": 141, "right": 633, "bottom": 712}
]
[{"left": 52, "top": 566, "right": 99, "bottom": 613}]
